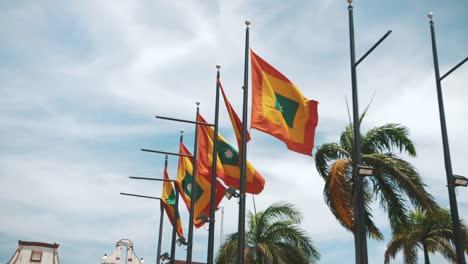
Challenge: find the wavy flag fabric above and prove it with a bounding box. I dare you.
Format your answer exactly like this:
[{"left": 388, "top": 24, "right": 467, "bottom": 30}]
[
  {"left": 250, "top": 49, "right": 319, "bottom": 156},
  {"left": 161, "top": 166, "right": 184, "bottom": 238},
  {"left": 218, "top": 79, "right": 251, "bottom": 147},
  {"left": 176, "top": 142, "right": 225, "bottom": 228},
  {"left": 197, "top": 113, "right": 265, "bottom": 195}
]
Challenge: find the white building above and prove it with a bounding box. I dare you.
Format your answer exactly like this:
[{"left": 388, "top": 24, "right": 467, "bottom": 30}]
[
  {"left": 7, "top": 240, "right": 60, "bottom": 264},
  {"left": 101, "top": 239, "right": 144, "bottom": 264}
]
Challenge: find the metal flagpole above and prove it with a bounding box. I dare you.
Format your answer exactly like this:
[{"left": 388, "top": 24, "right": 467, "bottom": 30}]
[
  {"left": 119, "top": 193, "right": 163, "bottom": 263},
  {"left": 238, "top": 20, "right": 250, "bottom": 264},
  {"left": 186, "top": 102, "right": 201, "bottom": 264},
  {"left": 167, "top": 155, "right": 177, "bottom": 264},
  {"left": 207, "top": 65, "right": 221, "bottom": 264},
  {"left": 171, "top": 181, "right": 181, "bottom": 264},
  {"left": 157, "top": 200, "right": 164, "bottom": 264},
  {"left": 428, "top": 13, "right": 466, "bottom": 264},
  {"left": 219, "top": 206, "right": 224, "bottom": 248}
]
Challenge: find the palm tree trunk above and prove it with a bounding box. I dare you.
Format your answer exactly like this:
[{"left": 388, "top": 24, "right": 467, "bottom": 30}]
[{"left": 423, "top": 242, "right": 430, "bottom": 264}]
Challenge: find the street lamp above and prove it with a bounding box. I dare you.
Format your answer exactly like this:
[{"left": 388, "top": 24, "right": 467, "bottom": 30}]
[
  {"left": 428, "top": 12, "right": 467, "bottom": 263},
  {"left": 454, "top": 175, "right": 468, "bottom": 187},
  {"left": 225, "top": 186, "right": 240, "bottom": 200},
  {"left": 177, "top": 237, "right": 188, "bottom": 247},
  {"left": 346, "top": 1, "right": 392, "bottom": 262},
  {"left": 159, "top": 252, "right": 170, "bottom": 261},
  {"left": 197, "top": 213, "right": 210, "bottom": 224},
  {"left": 357, "top": 165, "right": 374, "bottom": 176}
]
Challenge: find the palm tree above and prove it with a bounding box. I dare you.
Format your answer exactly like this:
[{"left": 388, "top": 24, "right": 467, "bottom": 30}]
[
  {"left": 215, "top": 201, "right": 320, "bottom": 264},
  {"left": 384, "top": 209, "right": 468, "bottom": 264},
  {"left": 314, "top": 115, "right": 436, "bottom": 240}
]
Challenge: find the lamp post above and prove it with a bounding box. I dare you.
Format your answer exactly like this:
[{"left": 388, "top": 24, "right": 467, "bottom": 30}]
[
  {"left": 346, "top": 1, "right": 392, "bottom": 263},
  {"left": 428, "top": 12, "right": 467, "bottom": 264}
]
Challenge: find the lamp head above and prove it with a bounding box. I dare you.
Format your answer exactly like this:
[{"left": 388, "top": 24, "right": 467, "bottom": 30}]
[
  {"left": 196, "top": 213, "right": 209, "bottom": 224},
  {"left": 357, "top": 165, "right": 374, "bottom": 176},
  {"left": 225, "top": 186, "right": 239, "bottom": 200},
  {"left": 177, "top": 237, "right": 187, "bottom": 246},
  {"left": 454, "top": 174, "right": 468, "bottom": 187},
  {"left": 159, "top": 252, "right": 170, "bottom": 261}
]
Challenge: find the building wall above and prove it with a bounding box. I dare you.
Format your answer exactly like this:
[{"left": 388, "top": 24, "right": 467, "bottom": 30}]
[{"left": 8, "top": 245, "right": 59, "bottom": 264}]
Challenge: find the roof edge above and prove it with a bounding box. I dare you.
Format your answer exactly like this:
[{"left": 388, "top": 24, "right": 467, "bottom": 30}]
[{"left": 19, "top": 240, "right": 60, "bottom": 249}]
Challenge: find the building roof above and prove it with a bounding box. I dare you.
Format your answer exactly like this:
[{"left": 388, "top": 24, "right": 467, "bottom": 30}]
[{"left": 18, "top": 240, "right": 60, "bottom": 249}]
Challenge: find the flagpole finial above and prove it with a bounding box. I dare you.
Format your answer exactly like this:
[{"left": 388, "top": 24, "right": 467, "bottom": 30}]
[
  {"left": 245, "top": 20, "right": 251, "bottom": 27},
  {"left": 428, "top": 12, "right": 433, "bottom": 20},
  {"left": 216, "top": 64, "right": 221, "bottom": 69}
]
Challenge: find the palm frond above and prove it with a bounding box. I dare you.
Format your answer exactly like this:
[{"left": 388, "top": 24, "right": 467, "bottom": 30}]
[
  {"left": 324, "top": 159, "right": 354, "bottom": 230},
  {"left": 365, "top": 153, "right": 436, "bottom": 211},
  {"left": 217, "top": 202, "right": 320, "bottom": 264},
  {"left": 384, "top": 235, "right": 405, "bottom": 264},
  {"left": 315, "top": 143, "right": 350, "bottom": 178},
  {"left": 362, "top": 124, "right": 416, "bottom": 156}
]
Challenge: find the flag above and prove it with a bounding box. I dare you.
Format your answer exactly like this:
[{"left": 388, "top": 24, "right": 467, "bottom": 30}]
[
  {"left": 197, "top": 113, "right": 265, "bottom": 194},
  {"left": 161, "top": 166, "right": 184, "bottom": 238},
  {"left": 176, "top": 142, "right": 225, "bottom": 228},
  {"left": 250, "top": 49, "right": 319, "bottom": 156},
  {"left": 218, "top": 79, "right": 251, "bottom": 147}
]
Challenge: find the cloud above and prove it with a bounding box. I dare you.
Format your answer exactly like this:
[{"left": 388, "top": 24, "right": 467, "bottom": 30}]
[{"left": 1, "top": 0, "right": 467, "bottom": 263}]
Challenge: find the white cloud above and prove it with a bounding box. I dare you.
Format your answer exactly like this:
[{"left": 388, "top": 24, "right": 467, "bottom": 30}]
[{"left": 1, "top": 0, "right": 467, "bottom": 263}]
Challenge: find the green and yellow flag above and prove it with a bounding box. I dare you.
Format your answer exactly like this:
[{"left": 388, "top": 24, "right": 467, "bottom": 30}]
[
  {"left": 161, "top": 166, "right": 184, "bottom": 238},
  {"left": 176, "top": 142, "right": 225, "bottom": 228},
  {"left": 250, "top": 49, "right": 319, "bottom": 156},
  {"left": 197, "top": 113, "right": 265, "bottom": 194}
]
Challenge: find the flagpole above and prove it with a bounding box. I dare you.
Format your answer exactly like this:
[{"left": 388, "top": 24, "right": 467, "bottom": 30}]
[
  {"left": 166, "top": 155, "right": 177, "bottom": 264},
  {"left": 207, "top": 65, "right": 221, "bottom": 264},
  {"left": 238, "top": 20, "right": 250, "bottom": 264},
  {"left": 119, "top": 193, "right": 164, "bottom": 263},
  {"left": 157, "top": 200, "right": 164, "bottom": 264},
  {"left": 187, "top": 102, "right": 200, "bottom": 264}
]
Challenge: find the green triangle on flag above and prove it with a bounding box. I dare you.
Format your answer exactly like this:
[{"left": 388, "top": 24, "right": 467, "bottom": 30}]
[{"left": 275, "top": 92, "right": 299, "bottom": 128}]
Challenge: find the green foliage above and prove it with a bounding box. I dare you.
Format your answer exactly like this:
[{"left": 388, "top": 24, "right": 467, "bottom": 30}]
[
  {"left": 384, "top": 208, "right": 468, "bottom": 264},
  {"left": 314, "top": 118, "right": 436, "bottom": 239},
  {"left": 215, "top": 202, "right": 320, "bottom": 264}
]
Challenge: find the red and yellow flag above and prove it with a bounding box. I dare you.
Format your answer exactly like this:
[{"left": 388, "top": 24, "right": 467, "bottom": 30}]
[
  {"left": 250, "top": 49, "right": 319, "bottom": 156},
  {"left": 197, "top": 113, "right": 265, "bottom": 194},
  {"left": 176, "top": 142, "right": 225, "bottom": 228},
  {"left": 161, "top": 166, "right": 184, "bottom": 237},
  {"left": 218, "top": 79, "right": 251, "bottom": 147}
]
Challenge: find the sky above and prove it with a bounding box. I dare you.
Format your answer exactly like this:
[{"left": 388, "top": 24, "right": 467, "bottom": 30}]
[{"left": 0, "top": 0, "right": 467, "bottom": 263}]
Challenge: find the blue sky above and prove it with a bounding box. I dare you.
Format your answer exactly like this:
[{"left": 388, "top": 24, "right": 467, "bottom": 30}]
[{"left": 0, "top": 0, "right": 467, "bottom": 263}]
